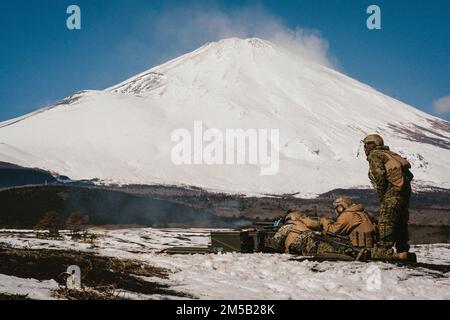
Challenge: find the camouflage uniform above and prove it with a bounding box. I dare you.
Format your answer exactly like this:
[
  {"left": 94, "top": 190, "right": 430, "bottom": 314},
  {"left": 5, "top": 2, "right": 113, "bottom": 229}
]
[
  {"left": 321, "top": 202, "right": 377, "bottom": 248},
  {"left": 367, "top": 145, "right": 412, "bottom": 253},
  {"left": 271, "top": 219, "right": 343, "bottom": 255}
]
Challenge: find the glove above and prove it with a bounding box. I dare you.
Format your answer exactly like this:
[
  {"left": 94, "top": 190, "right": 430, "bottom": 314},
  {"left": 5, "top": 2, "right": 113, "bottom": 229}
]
[{"left": 320, "top": 217, "right": 332, "bottom": 229}]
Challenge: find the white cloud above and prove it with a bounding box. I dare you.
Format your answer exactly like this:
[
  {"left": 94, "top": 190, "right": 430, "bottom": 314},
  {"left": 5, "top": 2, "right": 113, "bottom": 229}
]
[
  {"left": 140, "top": 4, "right": 337, "bottom": 69},
  {"left": 433, "top": 94, "right": 450, "bottom": 115}
]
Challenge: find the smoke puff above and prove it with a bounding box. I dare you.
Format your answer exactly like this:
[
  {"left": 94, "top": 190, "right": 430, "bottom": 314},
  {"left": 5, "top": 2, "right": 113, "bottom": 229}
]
[{"left": 141, "top": 4, "right": 337, "bottom": 69}]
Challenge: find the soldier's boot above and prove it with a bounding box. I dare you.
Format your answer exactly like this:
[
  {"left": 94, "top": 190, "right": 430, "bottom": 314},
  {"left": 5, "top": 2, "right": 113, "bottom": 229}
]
[
  {"left": 392, "top": 252, "right": 417, "bottom": 263},
  {"left": 392, "top": 252, "right": 407, "bottom": 261}
]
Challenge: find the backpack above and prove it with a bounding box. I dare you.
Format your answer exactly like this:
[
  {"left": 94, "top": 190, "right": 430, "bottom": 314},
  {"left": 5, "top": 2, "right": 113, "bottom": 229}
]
[
  {"left": 349, "top": 211, "right": 377, "bottom": 248},
  {"left": 379, "top": 150, "right": 414, "bottom": 190}
]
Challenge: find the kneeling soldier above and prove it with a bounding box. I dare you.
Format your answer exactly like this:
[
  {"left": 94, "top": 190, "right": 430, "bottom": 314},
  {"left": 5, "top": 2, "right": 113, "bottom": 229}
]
[
  {"left": 321, "top": 197, "right": 416, "bottom": 262},
  {"left": 320, "top": 197, "right": 377, "bottom": 249}
]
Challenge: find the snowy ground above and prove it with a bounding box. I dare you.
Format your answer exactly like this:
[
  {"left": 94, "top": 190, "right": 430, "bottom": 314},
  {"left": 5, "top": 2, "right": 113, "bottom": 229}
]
[{"left": 0, "top": 228, "right": 449, "bottom": 300}]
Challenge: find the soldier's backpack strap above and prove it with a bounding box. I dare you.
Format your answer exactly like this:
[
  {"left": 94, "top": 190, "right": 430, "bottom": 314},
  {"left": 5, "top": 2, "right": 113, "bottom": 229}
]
[
  {"left": 379, "top": 150, "right": 412, "bottom": 190},
  {"left": 385, "top": 150, "right": 411, "bottom": 168}
]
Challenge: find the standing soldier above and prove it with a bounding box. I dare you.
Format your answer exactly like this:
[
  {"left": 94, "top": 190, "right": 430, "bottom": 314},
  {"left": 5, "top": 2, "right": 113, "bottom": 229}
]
[{"left": 362, "top": 134, "right": 414, "bottom": 260}]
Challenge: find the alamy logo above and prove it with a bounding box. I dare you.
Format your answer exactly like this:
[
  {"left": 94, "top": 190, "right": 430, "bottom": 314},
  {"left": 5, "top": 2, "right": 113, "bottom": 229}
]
[
  {"left": 66, "top": 5, "right": 81, "bottom": 30},
  {"left": 171, "top": 121, "right": 280, "bottom": 175},
  {"left": 66, "top": 265, "right": 81, "bottom": 290},
  {"left": 366, "top": 5, "right": 381, "bottom": 30}
]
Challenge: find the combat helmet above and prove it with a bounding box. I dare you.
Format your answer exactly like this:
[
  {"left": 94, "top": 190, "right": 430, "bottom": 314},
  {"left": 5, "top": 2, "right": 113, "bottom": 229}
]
[
  {"left": 285, "top": 211, "right": 307, "bottom": 222},
  {"left": 332, "top": 197, "right": 353, "bottom": 214},
  {"left": 363, "top": 134, "right": 384, "bottom": 147}
]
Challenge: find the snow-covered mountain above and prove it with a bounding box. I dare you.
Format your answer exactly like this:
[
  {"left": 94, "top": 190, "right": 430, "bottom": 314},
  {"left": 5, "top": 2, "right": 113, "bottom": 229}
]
[{"left": 1, "top": 37, "right": 449, "bottom": 196}]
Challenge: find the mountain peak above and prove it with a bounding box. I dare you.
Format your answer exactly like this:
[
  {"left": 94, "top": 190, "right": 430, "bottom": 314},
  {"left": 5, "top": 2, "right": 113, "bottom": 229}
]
[
  {"left": 209, "top": 37, "right": 276, "bottom": 49},
  {"left": 108, "top": 37, "right": 284, "bottom": 96}
]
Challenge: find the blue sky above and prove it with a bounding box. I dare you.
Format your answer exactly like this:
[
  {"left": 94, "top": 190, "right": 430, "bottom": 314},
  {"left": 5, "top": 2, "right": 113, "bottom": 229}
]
[{"left": 0, "top": 0, "right": 449, "bottom": 121}]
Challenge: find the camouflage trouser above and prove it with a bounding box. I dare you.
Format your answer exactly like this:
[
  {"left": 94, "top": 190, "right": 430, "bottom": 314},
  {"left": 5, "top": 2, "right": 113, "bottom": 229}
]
[
  {"left": 270, "top": 224, "right": 293, "bottom": 252},
  {"left": 271, "top": 227, "right": 336, "bottom": 255},
  {"left": 379, "top": 189, "right": 410, "bottom": 253},
  {"left": 289, "top": 231, "right": 339, "bottom": 255},
  {"left": 369, "top": 246, "right": 395, "bottom": 260}
]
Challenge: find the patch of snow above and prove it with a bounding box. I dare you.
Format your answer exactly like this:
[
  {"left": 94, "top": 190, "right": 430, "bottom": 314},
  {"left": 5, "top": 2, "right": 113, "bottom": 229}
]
[
  {"left": 0, "top": 274, "right": 59, "bottom": 300},
  {"left": 0, "top": 228, "right": 448, "bottom": 299}
]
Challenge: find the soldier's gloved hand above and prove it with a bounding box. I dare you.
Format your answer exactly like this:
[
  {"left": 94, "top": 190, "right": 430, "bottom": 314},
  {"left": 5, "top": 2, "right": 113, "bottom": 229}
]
[{"left": 320, "top": 217, "right": 331, "bottom": 227}]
